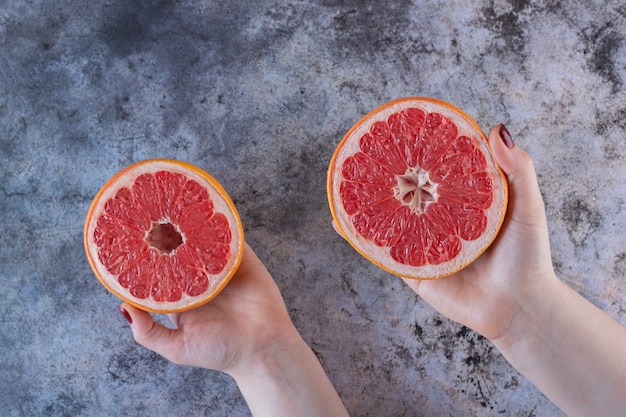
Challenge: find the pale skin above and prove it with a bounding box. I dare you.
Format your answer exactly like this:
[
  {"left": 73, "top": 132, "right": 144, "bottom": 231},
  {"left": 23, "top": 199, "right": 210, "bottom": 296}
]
[
  {"left": 120, "top": 124, "right": 626, "bottom": 417},
  {"left": 121, "top": 243, "right": 350, "bottom": 417}
]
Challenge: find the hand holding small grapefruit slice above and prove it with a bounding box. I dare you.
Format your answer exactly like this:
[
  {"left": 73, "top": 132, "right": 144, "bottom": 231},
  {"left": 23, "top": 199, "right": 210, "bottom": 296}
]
[
  {"left": 327, "top": 97, "right": 508, "bottom": 279},
  {"left": 84, "top": 159, "right": 244, "bottom": 313}
]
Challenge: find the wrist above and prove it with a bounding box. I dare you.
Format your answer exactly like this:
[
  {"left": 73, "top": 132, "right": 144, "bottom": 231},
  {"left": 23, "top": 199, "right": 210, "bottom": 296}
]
[
  {"left": 489, "top": 271, "right": 565, "bottom": 358},
  {"left": 228, "top": 331, "right": 349, "bottom": 417},
  {"left": 227, "top": 328, "right": 308, "bottom": 382},
  {"left": 488, "top": 274, "right": 626, "bottom": 416}
]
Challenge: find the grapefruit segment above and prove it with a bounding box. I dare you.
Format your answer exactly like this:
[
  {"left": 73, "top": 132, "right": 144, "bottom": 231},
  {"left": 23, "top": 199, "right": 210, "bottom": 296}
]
[
  {"left": 132, "top": 173, "right": 163, "bottom": 222},
  {"left": 328, "top": 97, "right": 508, "bottom": 280},
  {"left": 156, "top": 170, "right": 186, "bottom": 219},
  {"left": 341, "top": 153, "right": 396, "bottom": 186},
  {"left": 85, "top": 159, "right": 244, "bottom": 313},
  {"left": 340, "top": 181, "right": 395, "bottom": 215}
]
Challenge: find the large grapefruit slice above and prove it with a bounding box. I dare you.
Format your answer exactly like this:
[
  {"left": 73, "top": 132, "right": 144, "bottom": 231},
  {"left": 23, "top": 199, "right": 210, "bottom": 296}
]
[
  {"left": 84, "top": 159, "right": 244, "bottom": 313},
  {"left": 328, "top": 97, "right": 508, "bottom": 279}
]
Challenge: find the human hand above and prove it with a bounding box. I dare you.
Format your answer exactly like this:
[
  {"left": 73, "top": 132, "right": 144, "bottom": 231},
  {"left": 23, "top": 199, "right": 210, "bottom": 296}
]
[
  {"left": 406, "top": 125, "right": 626, "bottom": 416},
  {"left": 404, "top": 124, "right": 560, "bottom": 343},
  {"left": 119, "top": 243, "right": 350, "bottom": 417},
  {"left": 330, "top": 123, "right": 626, "bottom": 416},
  {"left": 118, "top": 242, "right": 301, "bottom": 374}
]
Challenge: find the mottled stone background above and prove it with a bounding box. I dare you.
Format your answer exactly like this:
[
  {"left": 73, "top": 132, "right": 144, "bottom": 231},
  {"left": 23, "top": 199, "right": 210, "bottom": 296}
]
[{"left": 1, "top": 1, "right": 625, "bottom": 416}]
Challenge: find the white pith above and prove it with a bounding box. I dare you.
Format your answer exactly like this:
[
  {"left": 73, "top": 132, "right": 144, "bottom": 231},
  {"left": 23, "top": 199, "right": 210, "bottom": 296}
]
[
  {"left": 329, "top": 99, "right": 507, "bottom": 280},
  {"left": 395, "top": 168, "right": 437, "bottom": 214}
]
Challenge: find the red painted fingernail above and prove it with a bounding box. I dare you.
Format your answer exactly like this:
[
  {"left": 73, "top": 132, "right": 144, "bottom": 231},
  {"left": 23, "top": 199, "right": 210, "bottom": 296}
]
[
  {"left": 119, "top": 307, "right": 132, "bottom": 324},
  {"left": 499, "top": 124, "right": 515, "bottom": 149}
]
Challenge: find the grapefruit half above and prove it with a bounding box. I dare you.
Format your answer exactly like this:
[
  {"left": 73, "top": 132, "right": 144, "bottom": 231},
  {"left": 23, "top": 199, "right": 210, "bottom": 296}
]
[
  {"left": 327, "top": 97, "right": 508, "bottom": 279},
  {"left": 84, "top": 159, "right": 244, "bottom": 313}
]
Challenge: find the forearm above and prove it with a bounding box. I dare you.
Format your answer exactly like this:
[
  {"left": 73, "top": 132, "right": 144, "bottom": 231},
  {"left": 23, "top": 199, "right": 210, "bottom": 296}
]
[
  {"left": 493, "top": 277, "right": 626, "bottom": 417},
  {"left": 229, "top": 335, "right": 350, "bottom": 417}
]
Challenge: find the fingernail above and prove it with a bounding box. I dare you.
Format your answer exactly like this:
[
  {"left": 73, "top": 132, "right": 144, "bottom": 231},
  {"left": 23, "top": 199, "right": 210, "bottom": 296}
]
[
  {"left": 499, "top": 124, "right": 515, "bottom": 149},
  {"left": 119, "top": 306, "right": 132, "bottom": 324}
]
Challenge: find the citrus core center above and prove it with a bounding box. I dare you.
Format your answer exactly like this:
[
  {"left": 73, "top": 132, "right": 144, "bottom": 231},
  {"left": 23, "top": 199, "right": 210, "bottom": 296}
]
[
  {"left": 146, "top": 222, "right": 183, "bottom": 254},
  {"left": 395, "top": 168, "right": 437, "bottom": 214}
]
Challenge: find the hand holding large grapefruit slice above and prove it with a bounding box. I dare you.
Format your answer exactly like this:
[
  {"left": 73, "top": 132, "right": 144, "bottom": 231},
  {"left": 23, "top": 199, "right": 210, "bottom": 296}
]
[
  {"left": 84, "top": 159, "right": 244, "bottom": 313},
  {"left": 328, "top": 97, "right": 508, "bottom": 279}
]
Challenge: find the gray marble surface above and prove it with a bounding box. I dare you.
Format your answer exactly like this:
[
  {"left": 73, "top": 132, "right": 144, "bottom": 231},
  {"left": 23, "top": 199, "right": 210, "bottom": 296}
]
[{"left": 1, "top": 1, "right": 625, "bottom": 416}]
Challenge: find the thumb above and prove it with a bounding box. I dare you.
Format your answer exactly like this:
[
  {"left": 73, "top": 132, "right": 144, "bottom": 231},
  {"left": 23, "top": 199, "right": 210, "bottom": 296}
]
[
  {"left": 488, "top": 124, "right": 546, "bottom": 220},
  {"left": 119, "top": 302, "right": 182, "bottom": 363}
]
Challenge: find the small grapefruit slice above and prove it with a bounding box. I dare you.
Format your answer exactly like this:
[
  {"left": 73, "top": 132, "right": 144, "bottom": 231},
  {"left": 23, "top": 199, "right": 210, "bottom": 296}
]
[
  {"left": 84, "top": 159, "right": 244, "bottom": 313},
  {"left": 328, "top": 97, "right": 508, "bottom": 279}
]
